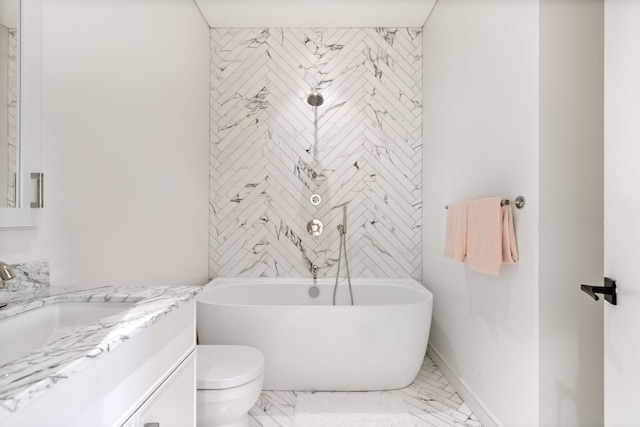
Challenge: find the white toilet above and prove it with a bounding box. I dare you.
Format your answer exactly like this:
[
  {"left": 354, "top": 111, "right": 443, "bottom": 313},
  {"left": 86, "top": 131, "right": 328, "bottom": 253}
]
[{"left": 196, "top": 345, "right": 265, "bottom": 427}]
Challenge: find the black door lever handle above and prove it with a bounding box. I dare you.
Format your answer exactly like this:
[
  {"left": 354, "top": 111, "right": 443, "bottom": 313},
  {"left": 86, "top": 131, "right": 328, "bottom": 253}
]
[
  {"left": 580, "top": 277, "right": 617, "bottom": 305},
  {"left": 580, "top": 285, "right": 609, "bottom": 300}
]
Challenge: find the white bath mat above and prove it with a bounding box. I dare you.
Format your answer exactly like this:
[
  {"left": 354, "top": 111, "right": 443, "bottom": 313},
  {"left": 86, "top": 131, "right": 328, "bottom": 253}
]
[{"left": 293, "top": 392, "right": 414, "bottom": 427}]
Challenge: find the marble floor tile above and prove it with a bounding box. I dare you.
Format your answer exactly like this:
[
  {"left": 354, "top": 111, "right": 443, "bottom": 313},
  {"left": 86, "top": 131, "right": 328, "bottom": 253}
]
[{"left": 249, "top": 355, "right": 482, "bottom": 427}]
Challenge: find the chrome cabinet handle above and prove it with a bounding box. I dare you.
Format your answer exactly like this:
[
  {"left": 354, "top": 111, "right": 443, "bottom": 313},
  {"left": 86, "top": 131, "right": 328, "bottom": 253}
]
[
  {"left": 30, "top": 172, "right": 44, "bottom": 208},
  {"left": 143, "top": 423, "right": 160, "bottom": 427}
]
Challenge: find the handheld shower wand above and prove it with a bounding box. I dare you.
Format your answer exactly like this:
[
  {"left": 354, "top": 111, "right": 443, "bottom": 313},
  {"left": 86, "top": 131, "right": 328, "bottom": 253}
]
[{"left": 333, "top": 204, "right": 354, "bottom": 306}]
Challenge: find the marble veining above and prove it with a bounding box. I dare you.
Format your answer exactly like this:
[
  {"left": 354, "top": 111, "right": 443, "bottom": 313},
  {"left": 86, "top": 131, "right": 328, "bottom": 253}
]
[
  {"left": 210, "top": 28, "right": 422, "bottom": 280},
  {"left": 0, "top": 284, "right": 201, "bottom": 421},
  {"left": 249, "top": 355, "right": 483, "bottom": 427},
  {"left": 2, "top": 259, "right": 50, "bottom": 292},
  {"left": 6, "top": 28, "right": 18, "bottom": 208}
]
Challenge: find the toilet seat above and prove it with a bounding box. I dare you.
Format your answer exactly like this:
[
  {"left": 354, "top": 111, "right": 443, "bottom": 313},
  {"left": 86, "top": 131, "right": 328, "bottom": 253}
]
[{"left": 197, "top": 345, "right": 264, "bottom": 390}]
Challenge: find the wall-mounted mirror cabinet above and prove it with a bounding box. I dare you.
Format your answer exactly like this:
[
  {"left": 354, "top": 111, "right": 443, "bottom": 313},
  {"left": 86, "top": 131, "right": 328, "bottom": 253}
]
[{"left": 0, "top": 0, "right": 42, "bottom": 229}]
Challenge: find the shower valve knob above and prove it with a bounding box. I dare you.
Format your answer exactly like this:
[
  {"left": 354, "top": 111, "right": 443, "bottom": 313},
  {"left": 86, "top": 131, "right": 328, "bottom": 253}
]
[{"left": 307, "top": 219, "right": 324, "bottom": 237}]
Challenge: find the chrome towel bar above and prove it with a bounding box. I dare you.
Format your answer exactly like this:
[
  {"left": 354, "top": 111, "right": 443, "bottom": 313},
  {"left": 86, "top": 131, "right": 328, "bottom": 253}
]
[{"left": 445, "top": 195, "right": 526, "bottom": 210}]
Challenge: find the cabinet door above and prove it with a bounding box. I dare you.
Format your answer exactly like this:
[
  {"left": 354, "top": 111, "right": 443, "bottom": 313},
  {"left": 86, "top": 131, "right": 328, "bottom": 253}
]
[
  {"left": 121, "top": 418, "right": 137, "bottom": 427},
  {"left": 137, "top": 351, "right": 196, "bottom": 427}
]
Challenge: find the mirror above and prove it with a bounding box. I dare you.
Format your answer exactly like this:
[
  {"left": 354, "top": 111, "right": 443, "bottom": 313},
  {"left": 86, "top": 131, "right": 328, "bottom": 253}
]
[
  {"left": 0, "top": 0, "right": 41, "bottom": 229},
  {"left": 0, "top": 0, "right": 19, "bottom": 208}
]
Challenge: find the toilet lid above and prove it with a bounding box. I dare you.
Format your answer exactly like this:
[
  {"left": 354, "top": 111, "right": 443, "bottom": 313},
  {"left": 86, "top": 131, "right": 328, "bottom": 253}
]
[{"left": 197, "top": 345, "right": 265, "bottom": 390}]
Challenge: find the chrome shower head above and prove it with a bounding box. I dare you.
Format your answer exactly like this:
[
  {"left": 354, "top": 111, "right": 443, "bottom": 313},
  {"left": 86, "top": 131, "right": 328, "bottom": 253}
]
[{"left": 307, "top": 92, "right": 324, "bottom": 107}]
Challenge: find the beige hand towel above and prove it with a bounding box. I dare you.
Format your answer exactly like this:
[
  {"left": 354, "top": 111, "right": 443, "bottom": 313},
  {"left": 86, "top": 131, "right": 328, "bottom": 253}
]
[
  {"left": 444, "top": 201, "right": 469, "bottom": 262},
  {"left": 465, "top": 197, "right": 518, "bottom": 276}
]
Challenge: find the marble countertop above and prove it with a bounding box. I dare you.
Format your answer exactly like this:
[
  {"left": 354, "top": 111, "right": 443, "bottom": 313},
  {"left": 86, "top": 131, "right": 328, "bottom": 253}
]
[{"left": 0, "top": 284, "right": 202, "bottom": 422}]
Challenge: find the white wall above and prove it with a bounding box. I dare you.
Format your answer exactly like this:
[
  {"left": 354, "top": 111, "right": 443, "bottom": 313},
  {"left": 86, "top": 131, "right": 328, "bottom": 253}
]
[
  {"left": 422, "top": 0, "right": 540, "bottom": 424},
  {"left": 195, "top": 0, "right": 437, "bottom": 27},
  {"left": 423, "top": 0, "right": 604, "bottom": 425},
  {"left": 538, "top": 0, "right": 603, "bottom": 425},
  {"left": 0, "top": 0, "right": 210, "bottom": 287}
]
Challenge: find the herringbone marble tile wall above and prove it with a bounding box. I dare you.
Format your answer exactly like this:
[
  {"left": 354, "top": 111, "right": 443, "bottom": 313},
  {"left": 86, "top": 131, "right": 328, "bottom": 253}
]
[
  {"left": 6, "top": 28, "right": 17, "bottom": 208},
  {"left": 209, "top": 28, "right": 422, "bottom": 280}
]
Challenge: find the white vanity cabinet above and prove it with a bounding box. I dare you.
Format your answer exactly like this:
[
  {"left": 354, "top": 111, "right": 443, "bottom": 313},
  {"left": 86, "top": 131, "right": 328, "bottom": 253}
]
[
  {"left": 122, "top": 352, "right": 196, "bottom": 427},
  {"left": 106, "top": 298, "right": 198, "bottom": 427},
  {"left": 0, "top": 299, "right": 197, "bottom": 427}
]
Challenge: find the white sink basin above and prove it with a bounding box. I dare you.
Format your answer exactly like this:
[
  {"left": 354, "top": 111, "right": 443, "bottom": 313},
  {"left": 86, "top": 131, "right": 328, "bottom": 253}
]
[{"left": 0, "top": 302, "right": 134, "bottom": 366}]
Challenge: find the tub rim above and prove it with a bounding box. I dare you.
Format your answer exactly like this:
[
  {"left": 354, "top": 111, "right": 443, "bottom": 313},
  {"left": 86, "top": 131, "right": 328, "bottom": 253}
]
[{"left": 198, "top": 277, "right": 433, "bottom": 308}]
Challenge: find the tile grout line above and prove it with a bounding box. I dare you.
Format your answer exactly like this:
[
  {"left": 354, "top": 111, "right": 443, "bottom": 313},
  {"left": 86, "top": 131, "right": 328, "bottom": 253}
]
[{"left": 249, "top": 354, "right": 483, "bottom": 427}]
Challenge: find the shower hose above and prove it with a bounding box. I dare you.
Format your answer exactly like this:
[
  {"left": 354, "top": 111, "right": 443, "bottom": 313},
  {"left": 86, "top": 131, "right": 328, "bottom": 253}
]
[{"left": 333, "top": 204, "right": 354, "bottom": 305}]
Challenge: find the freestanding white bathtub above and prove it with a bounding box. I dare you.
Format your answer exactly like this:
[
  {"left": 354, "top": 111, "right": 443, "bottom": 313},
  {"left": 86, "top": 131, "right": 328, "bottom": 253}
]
[{"left": 196, "top": 277, "right": 433, "bottom": 391}]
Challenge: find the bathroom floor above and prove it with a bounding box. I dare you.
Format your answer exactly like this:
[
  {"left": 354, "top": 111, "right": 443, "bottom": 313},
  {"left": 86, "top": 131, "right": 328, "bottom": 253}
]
[{"left": 249, "top": 355, "right": 483, "bottom": 427}]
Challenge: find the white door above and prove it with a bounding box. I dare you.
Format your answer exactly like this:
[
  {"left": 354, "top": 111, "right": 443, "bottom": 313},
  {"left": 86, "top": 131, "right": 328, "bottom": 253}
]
[{"left": 604, "top": 0, "right": 640, "bottom": 425}]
